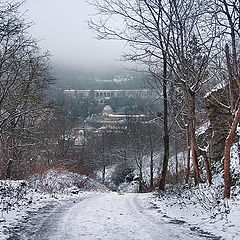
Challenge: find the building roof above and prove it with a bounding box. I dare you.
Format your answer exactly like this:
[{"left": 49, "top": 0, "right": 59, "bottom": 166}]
[{"left": 103, "top": 105, "right": 113, "bottom": 111}]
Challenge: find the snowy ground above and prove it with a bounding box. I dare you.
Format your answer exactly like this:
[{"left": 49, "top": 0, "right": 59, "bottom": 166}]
[
  {"left": 1, "top": 184, "right": 240, "bottom": 239},
  {"left": 1, "top": 143, "right": 240, "bottom": 240},
  {"left": 1, "top": 192, "right": 223, "bottom": 240},
  {"left": 0, "top": 190, "right": 97, "bottom": 240},
  {"left": 0, "top": 169, "right": 108, "bottom": 240},
  {"left": 148, "top": 190, "right": 240, "bottom": 240}
]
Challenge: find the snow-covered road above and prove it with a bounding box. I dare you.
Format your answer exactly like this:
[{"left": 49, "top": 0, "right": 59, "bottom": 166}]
[{"left": 32, "top": 192, "right": 215, "bottom": 240}]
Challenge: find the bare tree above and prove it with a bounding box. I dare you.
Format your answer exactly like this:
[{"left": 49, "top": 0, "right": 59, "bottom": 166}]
[
  {"left": 88, "top": 0, "right": 175, "bottom": 190},
  {"left": 88, "top": 0, "right": 217, "bottom": 188},
  {"left": 212, "top": 0, "right": 240, "bottom": 198},
  {"left": 0, "top": 1, "right": 53, "bottom": 179}
]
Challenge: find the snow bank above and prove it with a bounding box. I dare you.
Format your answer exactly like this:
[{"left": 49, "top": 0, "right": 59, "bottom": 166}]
[
  {"left": 146, "top": 142, "right": 240, "bottom": 239},
  {"left": 149, "top": 180, "right": 240, "bottom": 239},
  {"left": 0, "top": 169, "right": 108, "bottom": 240},
  {"left": 118, "top": 180, "right": 139, "bottom": 192},
  {"left": 196, "top": 121, "right": 210, "bottom": 137},
  {"left": 29, "top": 168, "right": 109, "bottom": 194}
]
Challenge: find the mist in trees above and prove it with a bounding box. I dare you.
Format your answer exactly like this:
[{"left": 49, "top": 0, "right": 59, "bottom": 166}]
[{"left": 54, "top": 66, "right": 146, "bottom": 90}]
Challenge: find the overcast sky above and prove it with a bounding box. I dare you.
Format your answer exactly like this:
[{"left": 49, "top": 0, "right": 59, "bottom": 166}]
[{"left": 24, "top": 0, "right": 125, "bottom": 71}]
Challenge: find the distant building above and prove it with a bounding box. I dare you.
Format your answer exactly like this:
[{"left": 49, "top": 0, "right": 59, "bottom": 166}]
[
  {"left": 64, "top": 89, "right": 154, "bottom": 104},
  {"left": 70, "top": 105, "right": 148, "bottom": 148},
  {"left": 102, "top": 105, "right": 113, "bottom": 115},
  {"left": 64, "top": 89, "right": 90, "bottom": 98},
  {"left": 95, "top": 75, "right": 133, "bottom": 83},
  {"left": 86, "top": 105, "right": 145, "bottom": 130},
  {"left": 74, "top": 130, "right": 85, "bottom": 146},
  {"left": 112, "top": 76, "right": 133, "bottom": 83},
  {"left": 95, "top": 79, "right": 112, "bottom": 83}
]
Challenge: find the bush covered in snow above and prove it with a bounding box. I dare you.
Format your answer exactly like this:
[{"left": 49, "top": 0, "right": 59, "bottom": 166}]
[
  {"left": 28, "top": 168, "right": 108, "bottom": 194},
  {"left": 0, "top": 168, "right": 108, "bottom": 216},
  {"left": 0, "top": 180, "right": 29, "bottom": 214}
]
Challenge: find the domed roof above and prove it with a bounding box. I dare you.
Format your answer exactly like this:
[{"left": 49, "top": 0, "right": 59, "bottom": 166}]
[
  {"left": 103, "top": 105, "right": 113, "bottom": 111},
  {"left": 102, "top": 105, "right": 113, "bottom": 115}
]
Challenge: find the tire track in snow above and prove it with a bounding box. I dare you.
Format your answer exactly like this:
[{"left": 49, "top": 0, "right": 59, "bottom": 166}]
[
  {"left": 32, "top": 192, "right": 216, "bottom": 240},
  {"left": 33, "top": 193, "right": 103, "bottom": 240},
  {"left": 43, "top": 193, "right": 157, "bottom": 240},
  {"left": 131, "top": 193, "right": 221, "bottom": 240}
]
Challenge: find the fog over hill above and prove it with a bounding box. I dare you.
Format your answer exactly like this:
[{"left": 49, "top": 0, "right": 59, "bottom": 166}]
[
  {"left": 53, "top": 65, "right": 147, "bottom": 90},
  {"left": 24, "top": 0, "right": 125, "bottom": 71}
]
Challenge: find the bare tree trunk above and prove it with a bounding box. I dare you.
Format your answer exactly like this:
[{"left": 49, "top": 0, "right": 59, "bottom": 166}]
[
  {"left": 139, "top": 157, "right": 143, "bottom": 192},
  {"left": 148, "top": 124, "right": 154, "bottom": 191},
  {"left": 221, "top": 0, "right": 240, "bottom": 198},
  {"left": 175, "top": 140, "right": 179, "bottom": 183},
  {"left": 159, "top": 56, "right": 169, "bottom": 191},
  {"left": 185, "top": 125, "right": 191, "bottom": 183},
  {"left": 150, "top": 148, "right": 154, "bottom": 191},
  {"left": 191, "top": 141, "right": 201, "bottom": 185},
  {"left": 200, "top": 149, "right": 212, "bottom": 185},
  {"left": 224, "top": 107, "right": 240, "bottom": 198},
  {"left": 6, "top": 159, "right": 13, "bottom": 179},
  {"left": 102, "top": 164, "right": 106, "bottom": 184},
  {"left": 187, "top": 89, "right": 212, "bottom": 185},
  {"left": 223, "top": 22, "right": 239, "bottom": 198},
  {"left": 187, "top": 89, "right": 201, "bottom": 184},
  {"left": 225, "top": 44, "right": 235, "bottom": 112}
]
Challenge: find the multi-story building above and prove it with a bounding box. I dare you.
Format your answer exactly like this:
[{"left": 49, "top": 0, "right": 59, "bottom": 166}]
[
  {"left": 86, "top": 105, "right": 145, "bottom": 129},
  {"left": 64, "top": 89, "right": 154, "bottom": 103}
]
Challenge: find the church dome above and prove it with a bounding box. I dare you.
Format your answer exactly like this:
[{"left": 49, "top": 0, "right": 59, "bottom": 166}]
[{"left": 102, "top": 105, "right": 113, "bottom": 115}]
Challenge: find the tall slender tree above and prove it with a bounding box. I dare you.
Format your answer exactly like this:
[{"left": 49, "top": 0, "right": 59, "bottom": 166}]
[{"left": 213, "top": 0, "right": 240, "bottom": 198}]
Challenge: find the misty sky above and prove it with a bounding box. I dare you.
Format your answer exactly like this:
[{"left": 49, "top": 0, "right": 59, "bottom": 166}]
[{"left": 24, "top": 0, "right": 125, "bottom": 70}]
